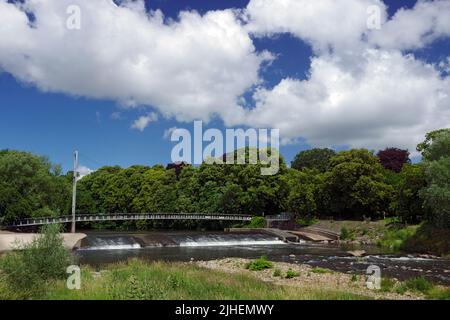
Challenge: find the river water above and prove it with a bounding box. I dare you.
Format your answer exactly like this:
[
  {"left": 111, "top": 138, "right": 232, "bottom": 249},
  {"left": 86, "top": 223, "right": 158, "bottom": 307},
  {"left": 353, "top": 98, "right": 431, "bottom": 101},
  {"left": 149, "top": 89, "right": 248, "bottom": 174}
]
[{"left": 74, "top": 230, "right": 450, "bottom": 285}]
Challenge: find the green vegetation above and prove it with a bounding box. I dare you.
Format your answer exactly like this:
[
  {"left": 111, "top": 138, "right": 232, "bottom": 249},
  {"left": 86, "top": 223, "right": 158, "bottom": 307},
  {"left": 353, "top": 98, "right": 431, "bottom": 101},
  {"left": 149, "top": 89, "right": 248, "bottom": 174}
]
[
  {"left": 0, "top": 259, "right": 372, "bottom": 300},
  {"left": 340, "top": 227, "right": 357, "bottom": 241},
  {"left": 296, "top": 216, "right": 319, "bottom": 227},
  {"left": 310, "top": 267, "right": 332, "bottom": 274},
  {"left": 0, "top": 129, "right": 449, "bottom": 239},
  {"left": 246, "top": 256, "right": 273, "bottom": 271},
  {"left": 273, "top": 268, "right": 282, "bottom": 277},
  {"left": 377, "top": 225, "right": 419, "bottom": 251},
  {"left": 0, "top": 224, "right": 73, "bottom": 299},
  {"left": 285, "top": 268, "right": 299, "bottom": 279},
  {"left": 379, "top": 276, "right": 450, "bottom": 300},
  {"left": 247, "top": 216, "right": 267, "bottom": 228}
]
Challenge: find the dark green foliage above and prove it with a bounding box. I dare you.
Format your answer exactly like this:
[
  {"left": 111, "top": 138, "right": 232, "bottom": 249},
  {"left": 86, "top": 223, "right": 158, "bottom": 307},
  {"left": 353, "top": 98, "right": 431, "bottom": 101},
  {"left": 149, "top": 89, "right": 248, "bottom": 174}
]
[
  {"left": 340, "top": 227, "right": 357, "bottom": 241},
  {"left": 323, "top": 149, "right": 393, "bottom": 219},
  {"left": 419, "top": 130, "right": 450, "bottom": 228},
  {"left": 248, "top": 216, "right": 266, "bottom": 228},
  {"left": 0, "top": 150, "right": 70, "bottom": 224},
  {"left": 395, "top": 164, "right": 428, "bottom": 223},
  {"left": 291, "top": 148, "right": 335, "bottom": 172}
]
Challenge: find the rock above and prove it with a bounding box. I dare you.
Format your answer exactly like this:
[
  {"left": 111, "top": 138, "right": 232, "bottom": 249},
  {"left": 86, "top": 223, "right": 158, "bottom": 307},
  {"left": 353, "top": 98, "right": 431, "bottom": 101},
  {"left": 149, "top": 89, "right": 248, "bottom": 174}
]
[
  {"left": 347, "top": 250, "right": 366, "bottom": 257},
  {"left": 289, "top": 254, "right": 296, "bottom": 258}
]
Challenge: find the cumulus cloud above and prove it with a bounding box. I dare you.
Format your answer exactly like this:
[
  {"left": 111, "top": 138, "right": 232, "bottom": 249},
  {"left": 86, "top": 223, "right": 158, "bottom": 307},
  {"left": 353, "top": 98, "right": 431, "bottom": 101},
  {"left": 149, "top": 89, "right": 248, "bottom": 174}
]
[
  {"left": 237, "top": 50, "right": 450, "bottom": 154},
  {"left": 1, "top": 0, "right": 450, "bottom": 154},
  {"left": 369, "top": 0, "right": 450, "bottom": 50},
  {"left": 0, "top": 0, "right": 270, "bottom": 122},
  {"left": 77, "top": 165, "right": 94, "bottom": 179},
  {"left": 245, "top": 0, "right": 387, "bottom": 54},
  {"left": 237, "top": 0, "right": 450, "bottom": 153},
  {"left": 131, "top": 112, "right": 158, "bottom": 131}
]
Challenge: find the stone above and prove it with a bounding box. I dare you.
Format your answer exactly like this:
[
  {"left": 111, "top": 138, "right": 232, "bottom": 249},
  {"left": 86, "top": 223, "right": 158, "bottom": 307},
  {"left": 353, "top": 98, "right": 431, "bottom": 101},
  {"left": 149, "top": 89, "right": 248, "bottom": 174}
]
[{"left": 347, "top": 250, "right": 366, "bottom": 257}]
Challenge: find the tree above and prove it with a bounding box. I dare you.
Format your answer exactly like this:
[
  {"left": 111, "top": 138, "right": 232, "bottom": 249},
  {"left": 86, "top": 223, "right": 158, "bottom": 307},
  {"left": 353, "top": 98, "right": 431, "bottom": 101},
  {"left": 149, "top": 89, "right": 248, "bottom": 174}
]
[
  {"left": 419, "top": 130, "right": 450, "bottom": 228},
  {"left": 395, "top": 164, "right": 428, "bottom": 223},
  {"left": 0, "top": 150, "right": 70, "bottom": 224},
  {"left": 377, "top": 148, "right": 410, "bottom": 173},
  {"left": 283, "top": 169, "right": 322, "bottom": 217},
  {"left": 416, "top": 128, "right": 450, "bottom": 155},
  {"left": 291, "top": 148, "right": 335, "bottom": 172},
  {"left": 323, "top": 149, "right": 393, "bottom": 219}
]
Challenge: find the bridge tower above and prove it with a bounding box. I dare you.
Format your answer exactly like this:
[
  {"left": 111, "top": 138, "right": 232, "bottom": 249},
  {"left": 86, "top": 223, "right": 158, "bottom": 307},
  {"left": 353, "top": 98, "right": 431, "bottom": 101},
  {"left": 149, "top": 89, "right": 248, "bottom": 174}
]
[{"left": 71, "top": 151, "right": 78, "bottom": 233}]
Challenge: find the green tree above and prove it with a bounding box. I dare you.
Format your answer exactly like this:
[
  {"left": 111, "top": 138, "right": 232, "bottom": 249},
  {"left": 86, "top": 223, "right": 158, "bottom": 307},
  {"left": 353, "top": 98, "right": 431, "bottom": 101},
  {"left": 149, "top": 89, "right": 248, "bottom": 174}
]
[
  {"left": 0, "top": 150, "right": 70, "bottom": 224},
  {"left": 395, "top": 164, "right": 428, "bottom": 223},
  {"left": 419, "top": 130, "right": 450, "bottom": 228},
  {"left": 323, "top": 149, "right": 393, "bottom": 219},
  {"left": 291, "top": 148, "right": 336, "bottom": 172}
]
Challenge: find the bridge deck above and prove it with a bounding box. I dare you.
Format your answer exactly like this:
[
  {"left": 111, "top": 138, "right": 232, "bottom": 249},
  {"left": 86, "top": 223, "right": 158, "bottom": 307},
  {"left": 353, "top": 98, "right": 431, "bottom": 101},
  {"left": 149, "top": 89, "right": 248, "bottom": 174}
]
[{"left": 11, "top": 213, "right": 252, "bottom": 227}]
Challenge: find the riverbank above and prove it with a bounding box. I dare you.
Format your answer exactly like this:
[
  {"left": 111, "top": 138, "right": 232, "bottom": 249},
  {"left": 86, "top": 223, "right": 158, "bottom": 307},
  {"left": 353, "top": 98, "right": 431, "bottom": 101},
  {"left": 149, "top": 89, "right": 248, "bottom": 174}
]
[
  {"left": 0, "top": 231, "right": 87, "bottom": 252},
  {"left": 2, "top": 257, "right": 448, "bottom": 300}
]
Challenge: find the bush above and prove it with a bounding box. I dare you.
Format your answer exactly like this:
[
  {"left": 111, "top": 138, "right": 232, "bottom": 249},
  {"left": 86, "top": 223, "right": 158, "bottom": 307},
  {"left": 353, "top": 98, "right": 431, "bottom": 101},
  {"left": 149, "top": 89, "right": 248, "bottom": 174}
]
[
  {"left": 285, "top": 268, "right": 299, "bottom": 279},
  {"left": 340, "top": 227, "right": 356, "bottom": 241},
  {"left": 248, "top": 216, "right": 267, "bottom": 228},
  {"left": 400, "top": 276, "right": 433, "bottom": 294},
  {"left": 310, "top": 267, "right": 331, "bottom": 274},
  {"left": 296, "top": 216, "right": 319, "bottom": 227},
  {"left": 377, "top": 225, "right": 418, "bottom": 251},
  {"left": 273, "top": 268, "right": 282, "bottom": 277},
  {"left": 246, "top": 256, "right": 273, "bottom": 271},
  {"left": 0, "top": 224, "right": 73, "bottom": 298}
]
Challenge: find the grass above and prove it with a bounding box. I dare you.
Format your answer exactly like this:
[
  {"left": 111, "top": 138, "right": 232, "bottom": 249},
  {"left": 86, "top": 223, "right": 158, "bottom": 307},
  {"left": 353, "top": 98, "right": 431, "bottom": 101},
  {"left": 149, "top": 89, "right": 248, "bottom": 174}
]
[
  {"left": 296, "top": 217, "right": 319, "bottom": 227},
  {"left": 377, "top": 225, "right": 418, "bottom": 251},
  {"left": 379, "top": 276, "right": 450, "bottom": 300},
  {"left": 285, "top": 268, "right": 299, "bottom": 279},
  {"left": 0, "top": 259, "right": 373, "bottom": 300},
  {"left": 246, "top": 256, "right": 273, "bottom": 271},
  {"left": 340, "top": 227, "right": 357, "bottom": 241},
  {"left": 310, "top": 267, "right": 332, "bottom": 274}
]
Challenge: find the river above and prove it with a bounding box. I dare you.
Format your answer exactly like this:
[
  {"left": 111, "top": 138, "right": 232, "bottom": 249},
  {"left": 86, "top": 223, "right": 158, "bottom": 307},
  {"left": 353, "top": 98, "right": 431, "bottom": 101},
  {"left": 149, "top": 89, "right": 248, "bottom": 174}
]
[{"left": 74, "top": 230, "right": 450, "bottom": 285}]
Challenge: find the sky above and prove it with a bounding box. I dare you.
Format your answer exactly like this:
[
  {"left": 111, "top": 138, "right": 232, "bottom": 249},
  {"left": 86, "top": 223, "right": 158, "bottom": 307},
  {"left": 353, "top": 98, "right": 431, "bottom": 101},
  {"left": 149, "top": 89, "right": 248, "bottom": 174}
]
[{"left": 0, "top": 0, "right": 449, "bottom": 173}]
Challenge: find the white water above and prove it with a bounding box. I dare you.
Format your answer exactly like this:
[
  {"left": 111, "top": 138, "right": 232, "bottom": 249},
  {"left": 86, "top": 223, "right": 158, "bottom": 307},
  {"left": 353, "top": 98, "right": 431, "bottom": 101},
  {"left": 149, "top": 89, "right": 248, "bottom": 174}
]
[
  {"left": 178, "top": 239, "right": 285, "bottom": 247},
  {"left": 80, "top": 236, "right": 142, "bottom": 251},
  {"left": 81, "top": 243, "right": 142, "bottom": 251}
]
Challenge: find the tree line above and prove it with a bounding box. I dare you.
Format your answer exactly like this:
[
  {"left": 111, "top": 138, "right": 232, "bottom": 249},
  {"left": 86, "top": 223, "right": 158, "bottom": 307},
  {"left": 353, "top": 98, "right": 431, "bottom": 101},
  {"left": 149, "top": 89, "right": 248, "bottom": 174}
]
[{"left": 0, "top": 129, "right": 449, "bottom": 229}]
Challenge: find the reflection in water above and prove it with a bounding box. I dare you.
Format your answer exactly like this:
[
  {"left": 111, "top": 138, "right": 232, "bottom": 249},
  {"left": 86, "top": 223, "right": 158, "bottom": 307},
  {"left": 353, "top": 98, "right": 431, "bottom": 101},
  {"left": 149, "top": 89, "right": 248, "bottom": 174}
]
[{"left": 74, "top": 231, "right": 450, "bottom": 285}]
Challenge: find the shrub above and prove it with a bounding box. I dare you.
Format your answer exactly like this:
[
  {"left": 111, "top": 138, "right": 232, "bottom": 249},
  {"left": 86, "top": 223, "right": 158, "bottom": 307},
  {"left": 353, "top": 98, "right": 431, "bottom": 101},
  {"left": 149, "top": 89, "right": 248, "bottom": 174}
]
[
  {"left": 273, "top": 268, "right": 282, "bottom": 277},
  {"left": 402, "top": 276, "right": 433, "bottom": 294},
  {"left": 296, "top": 216, "right": 319, "bottom": 227},
  {"left": 248, "top": 217, "right": 267, "bottom": 228},
  {"left": 0, "top": 224, "right": 73, "bottom": 298},
  {"left": 310, "top": 267, "right": 331, "bottom": 274},
  {"left": 285, "top": 268, "right": 299, "bottom": 279},
  {"left": 340, "top": 227, "right": 356, "bottom": 241},
  {"left": 246, "top": 256, "right": 273, "bottom": 271},
  {"left": 380, "top": 277, "right": 397, "bottom": 292}
]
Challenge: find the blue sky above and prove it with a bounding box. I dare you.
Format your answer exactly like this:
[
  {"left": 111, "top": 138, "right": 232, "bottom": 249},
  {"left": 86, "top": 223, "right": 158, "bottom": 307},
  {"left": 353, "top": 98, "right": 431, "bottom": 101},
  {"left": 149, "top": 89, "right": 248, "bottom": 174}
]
[{"left": 1, "top": 0, "right": 449, "bottom": 172}]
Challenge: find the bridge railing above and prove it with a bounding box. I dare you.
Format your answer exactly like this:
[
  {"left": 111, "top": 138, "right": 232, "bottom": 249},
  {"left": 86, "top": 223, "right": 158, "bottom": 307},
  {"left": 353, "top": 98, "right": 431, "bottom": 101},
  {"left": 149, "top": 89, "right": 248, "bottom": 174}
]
[{"left": 10, "top": 213, "right": 252, "bottom": 227}]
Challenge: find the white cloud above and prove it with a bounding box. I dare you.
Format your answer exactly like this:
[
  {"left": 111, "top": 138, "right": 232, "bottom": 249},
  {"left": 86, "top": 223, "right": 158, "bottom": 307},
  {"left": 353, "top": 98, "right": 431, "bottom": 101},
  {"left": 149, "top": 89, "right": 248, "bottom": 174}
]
[
  {"left": 369, "top": 0, "right": 450, "bottom": 50},
  {"left": 1, "top": 0, "right": 450, "bottom": 154},
  {"left": 236, "top": 50, "right": 450, "bottom": 154},
  {"left": 245, "top": 0, "right": 387, "bottom": 54},
  {"left": 77, "top": 165, "right": 94, "bottom": 179},
  {"left": 131, "top": 112, "right": 158, "bottom": 132},
  {"left": 0, "top": 0, "right": 270, "bottom": 122}
]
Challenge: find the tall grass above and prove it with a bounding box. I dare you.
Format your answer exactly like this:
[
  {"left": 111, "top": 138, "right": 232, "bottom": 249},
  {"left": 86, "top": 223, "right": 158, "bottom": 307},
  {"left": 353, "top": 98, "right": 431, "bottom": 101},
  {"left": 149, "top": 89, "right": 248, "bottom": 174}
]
[{"left": 0, "top": 224, "right": 73, "bottom": 299}]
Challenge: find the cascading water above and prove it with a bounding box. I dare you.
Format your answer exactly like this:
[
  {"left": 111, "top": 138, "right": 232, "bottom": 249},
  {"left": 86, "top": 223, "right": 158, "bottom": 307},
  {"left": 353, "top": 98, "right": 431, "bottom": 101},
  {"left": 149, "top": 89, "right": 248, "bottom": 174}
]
[
  {"left": 80, "top": 235, "right": 142, "bottom": 250},
  {"left": 170, "top": 233, "right": 285, "bottom": 247}
]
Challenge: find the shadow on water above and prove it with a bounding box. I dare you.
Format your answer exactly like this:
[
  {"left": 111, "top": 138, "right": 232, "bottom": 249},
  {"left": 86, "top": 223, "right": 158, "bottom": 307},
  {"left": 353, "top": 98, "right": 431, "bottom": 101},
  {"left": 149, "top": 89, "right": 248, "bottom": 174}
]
[{"left": 74, "top": 231, "right": 450, "bottom": 285}]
